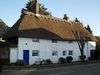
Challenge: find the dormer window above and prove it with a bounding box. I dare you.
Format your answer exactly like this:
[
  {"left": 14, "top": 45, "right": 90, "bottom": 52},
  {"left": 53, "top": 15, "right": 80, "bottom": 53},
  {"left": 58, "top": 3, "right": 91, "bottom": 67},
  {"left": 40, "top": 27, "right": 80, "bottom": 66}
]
[
  {"left": 52, "top": 39, "right": 57, "bottom": 43},
  {"left": 32, "top": 39, "right": 39, "bottom": 42}
]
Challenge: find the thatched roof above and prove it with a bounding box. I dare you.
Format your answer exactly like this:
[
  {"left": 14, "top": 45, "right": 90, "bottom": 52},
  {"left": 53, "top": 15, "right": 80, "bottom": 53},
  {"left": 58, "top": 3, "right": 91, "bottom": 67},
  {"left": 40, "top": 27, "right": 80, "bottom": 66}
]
[
  {"left": 95, "top": 36, "right": 100, "bottom": 43},
  {"left": 95, "top": 36, "right": 100, "bottom": 50},
  {"left": 5, "top": 11, "right": 96, "bottom": 41},
  {"left": 0, "top": 19, "right": 10, "bottom": 37}
]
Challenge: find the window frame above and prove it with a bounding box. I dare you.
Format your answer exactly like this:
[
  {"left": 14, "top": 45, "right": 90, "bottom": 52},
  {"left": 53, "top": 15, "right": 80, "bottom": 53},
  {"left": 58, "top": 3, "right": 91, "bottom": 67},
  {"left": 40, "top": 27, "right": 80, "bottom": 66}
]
[
  {"left": 52, "top": 39, "right": 57, "bottom": 43},
  {"left": 52, "top": 51, "right": 58, "bottom": 56},
  {"left": 62, "top": 51, "right": 67, "bottom": 56},
  {"left": 32, "top": 39, "right": 39, "bottom": 42},
  {"left": 68, "top": 50, "right": 73, "bottom": 55},
  {"left": 32, "top": 50, "right": 39, "bottom": 56}
]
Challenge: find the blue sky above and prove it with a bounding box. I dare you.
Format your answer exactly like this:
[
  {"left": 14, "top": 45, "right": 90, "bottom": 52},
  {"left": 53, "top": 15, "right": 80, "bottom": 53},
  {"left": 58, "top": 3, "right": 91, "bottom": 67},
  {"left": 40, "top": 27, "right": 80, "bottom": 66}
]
[{"left": 0, "top": 0, "right": 100, "bottom": 36}]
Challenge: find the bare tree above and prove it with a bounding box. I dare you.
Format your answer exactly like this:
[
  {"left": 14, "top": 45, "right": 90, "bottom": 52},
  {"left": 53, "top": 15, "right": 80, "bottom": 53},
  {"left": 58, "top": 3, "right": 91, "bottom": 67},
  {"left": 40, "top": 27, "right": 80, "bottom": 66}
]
[{"left": 71, "top": 23, "right": 86, "bottom": 61}]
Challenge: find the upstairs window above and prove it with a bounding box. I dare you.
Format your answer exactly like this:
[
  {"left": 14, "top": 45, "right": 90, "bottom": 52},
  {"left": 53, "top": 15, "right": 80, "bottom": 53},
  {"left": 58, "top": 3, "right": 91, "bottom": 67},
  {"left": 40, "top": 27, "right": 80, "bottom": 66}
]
[
  {"left": 52, "top": 39, "right": 57, "bottom": 43},
  {"left": 32, "top": 39, "right": 39, "bottom": 42},
  {"left": 32, "top": 50, "right": 39, "bottom": 56},
  {"left": 52, "top": 51, "right": 58, "bottom": 56},
  {"left": 68, "top": 50, "right": 73, "bottom": 55}
]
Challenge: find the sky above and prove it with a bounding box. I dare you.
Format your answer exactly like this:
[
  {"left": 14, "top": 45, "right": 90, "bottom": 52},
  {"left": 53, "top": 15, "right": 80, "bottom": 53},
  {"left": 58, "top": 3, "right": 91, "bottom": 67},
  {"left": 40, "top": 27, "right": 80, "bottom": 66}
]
[{"left": 0, "top": 0, "right": 100, "bottom": 36}]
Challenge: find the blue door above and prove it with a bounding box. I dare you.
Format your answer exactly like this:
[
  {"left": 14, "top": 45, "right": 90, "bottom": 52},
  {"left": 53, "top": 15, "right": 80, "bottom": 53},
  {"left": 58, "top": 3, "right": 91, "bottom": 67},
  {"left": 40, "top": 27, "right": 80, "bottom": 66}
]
[{"left": 23, "top": 50, "right": 29, "bottom": 64}]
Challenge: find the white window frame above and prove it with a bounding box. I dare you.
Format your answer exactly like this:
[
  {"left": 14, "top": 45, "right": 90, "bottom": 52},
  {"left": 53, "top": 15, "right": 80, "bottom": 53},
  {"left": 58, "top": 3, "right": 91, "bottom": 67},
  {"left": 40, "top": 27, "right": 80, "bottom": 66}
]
[
  {"left": 52, "top": 51, "right": 58, "bottom": 56},
  {"left": 68, "top": 50, "right": 73, "bottom": 55},
  {"left": 63, "top": 51, "right": 67, "bottom": 56},
  {"left": 32, "top": 50, "right": 39, "bottom": 56}
]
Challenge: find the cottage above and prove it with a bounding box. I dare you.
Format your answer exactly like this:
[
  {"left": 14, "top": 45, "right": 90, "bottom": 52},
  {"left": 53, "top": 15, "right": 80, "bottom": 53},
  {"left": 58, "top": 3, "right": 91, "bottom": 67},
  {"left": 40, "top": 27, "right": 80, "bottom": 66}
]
[{"left": 4, "top": 11, "right": 96, "bottom": 65}]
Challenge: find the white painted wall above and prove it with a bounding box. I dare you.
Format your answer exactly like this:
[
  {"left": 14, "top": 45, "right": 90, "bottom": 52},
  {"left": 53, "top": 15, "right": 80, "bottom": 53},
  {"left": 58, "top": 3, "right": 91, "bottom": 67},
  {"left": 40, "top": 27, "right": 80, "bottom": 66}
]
[
  {"left": 10, "top": 48, "right": 18, "bottom": 63},
  {"left": 17, "top": 38, "right": 96, "bottom": 65},
  {"left": 84, "top": 41, "right": 96, "bottom": 60}
]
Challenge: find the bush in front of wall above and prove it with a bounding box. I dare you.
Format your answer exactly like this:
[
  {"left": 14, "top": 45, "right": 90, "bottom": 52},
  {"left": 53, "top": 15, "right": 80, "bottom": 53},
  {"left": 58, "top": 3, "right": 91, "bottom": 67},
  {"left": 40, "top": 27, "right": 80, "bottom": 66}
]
[
  {"left": 0, "top": 59, "right": 9, "bottom": 65},
  {"left": 66, "top": 56, "right": 73, "bottom": 63},
  {"left": 15, "top": 60, "right": 24, "bottom": 66},
  {"left": 0, "top": 65, "right": 2, "bottom": 72},
  {"left": 40, "top": 59, "right": 52, "bottom": 65},
  {"left": 58, "top": 57, "right": 66, "bottom": 64},
  {"left": 40, "top": 60, "right": 46, "bottom": 65},
  {"left": 45, "top": 59, "right": 53, "bottom": 64},
  {"left": 79, "top": 55, "right": 86, "bottom": 62}
]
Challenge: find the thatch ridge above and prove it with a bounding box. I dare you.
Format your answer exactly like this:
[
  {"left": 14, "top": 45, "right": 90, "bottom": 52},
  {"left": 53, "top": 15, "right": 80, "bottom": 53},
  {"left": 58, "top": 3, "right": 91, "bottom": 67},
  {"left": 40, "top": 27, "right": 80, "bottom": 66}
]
[{"left": 4, "top": 11, "right": 96, "bottom": 41}]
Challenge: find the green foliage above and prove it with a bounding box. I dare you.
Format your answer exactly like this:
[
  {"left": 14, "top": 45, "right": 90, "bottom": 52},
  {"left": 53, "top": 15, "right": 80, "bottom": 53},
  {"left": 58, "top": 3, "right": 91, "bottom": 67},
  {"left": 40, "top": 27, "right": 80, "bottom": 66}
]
[
  {"left": 40, "top": 59, "right": 52, "bottom": 65},
  {"left": 79, "top": 55, "right": 86, "bottom": 62},
  {"left": 0, "top": 59, "right": 9, "bottom": 65},
  {"left": 0, "top": 65, "right": 2, "bottom": 72},
  {"left": 45, "top": 59, "right": 53, "bottom": 64},
  {"left": 85, "top": 25, "right": 92, "bottom": 34},
  {"left": 26, "top": 0, "right": 37, "bottom": 13},
  {"left": 63, "top": 14, "right": 69, "bottom": 21},
  {"left": 66, "top": 56, "right": 73, "bottom": 63},
  {"left": 23, "top": 0, "right": 51, "bottom": 15},
  {"left": 15, "top": 60, "right": 24, "bottom": 66},
  {"left": 74, "top": 18, "right": 80, "bottom": 22},
  {"left": 58, "top": 57, "right": 66, "bottom": 64}
]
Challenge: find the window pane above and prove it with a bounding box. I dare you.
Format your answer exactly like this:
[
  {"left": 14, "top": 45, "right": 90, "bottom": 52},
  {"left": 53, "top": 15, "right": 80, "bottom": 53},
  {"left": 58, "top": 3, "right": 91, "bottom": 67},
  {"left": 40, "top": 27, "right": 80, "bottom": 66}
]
[
  {"left": 63, "top": 51, "right": 66, "bottom": 56},
  {"left": 52, "top": 51, "right": 58, "bottom": 56},
  {"left": 68, "top": 51, "right": 73, "bottom": 55},
  {"left": 52, "top": 39, "right": 57, "bottom": 43},
  {"left": 32, "top": 50, "right": 39, "bottom": 56}
]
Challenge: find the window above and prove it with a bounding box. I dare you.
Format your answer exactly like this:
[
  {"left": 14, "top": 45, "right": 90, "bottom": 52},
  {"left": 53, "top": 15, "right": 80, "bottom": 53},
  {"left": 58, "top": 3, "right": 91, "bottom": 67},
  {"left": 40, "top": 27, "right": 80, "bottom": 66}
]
[
  {"left": 68, "top": 50, "right": 73, "bottom": 55},
  {"left": 25, "top": 43, "right": 27, "bottom": 45},
  {"left": 32, "top": 39, "right": 39, "bottom": 42},
  {"left": 63, "top": 51, "right": 66, "bottom": 56},
  {"left": 32, "top": 50, "right": 39, "bottom": 56},
  {"left": 52, "top": 51, "right": 58, "bottom": 56},
  {"left": 52, "top": 39, "right": 57, "bottom": 43}
]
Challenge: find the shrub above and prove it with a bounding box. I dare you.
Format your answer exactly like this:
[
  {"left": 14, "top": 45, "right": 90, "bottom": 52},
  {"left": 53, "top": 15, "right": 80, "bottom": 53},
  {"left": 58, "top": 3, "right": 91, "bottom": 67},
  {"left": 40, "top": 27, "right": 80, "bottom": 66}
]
[
  {"left": 40, "top": 59, "right": 52, "bottom": 65},
  {"left": 40, "top": 60, "right": 46, "bottom": 65},
  {"left": 0, "top": 59, "right": 9, "bottom": 65},
  {"left": 15, "top": 60, "right": 24, "bottom": 65},
  {"left": 0, "top": 65, "right": 2, "bottom": 72},
  {"left": 46, "top": 59, "right": 52, "bottom": 64},
  {"left": 58, "top": 57, "right": 66, "bottom": 64},
  {"left": 66, "top": 56, "right": 73, "bottom": 63},
  {"left": 79, "top": 55, "right": 86, "bottom": 62}
]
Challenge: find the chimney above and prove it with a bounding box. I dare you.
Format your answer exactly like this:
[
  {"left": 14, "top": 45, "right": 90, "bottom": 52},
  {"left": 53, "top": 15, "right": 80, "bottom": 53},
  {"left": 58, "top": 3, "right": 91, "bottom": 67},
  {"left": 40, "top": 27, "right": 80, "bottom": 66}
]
[
  {"left": 36, "top": 0, "right": 39, "bottom": 14},
  {"left": 30, "top": 0, "right": 39, "bottom": 15}
]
